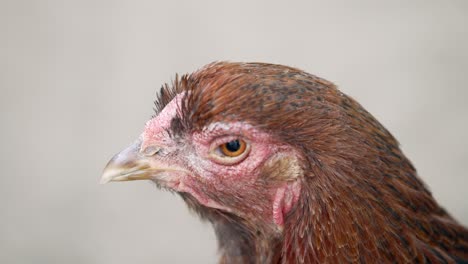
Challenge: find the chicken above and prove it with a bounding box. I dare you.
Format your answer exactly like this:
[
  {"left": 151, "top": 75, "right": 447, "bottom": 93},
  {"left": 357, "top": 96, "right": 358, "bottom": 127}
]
[{"left": 101, "top": 62, "right": 468, "bottom": 263}]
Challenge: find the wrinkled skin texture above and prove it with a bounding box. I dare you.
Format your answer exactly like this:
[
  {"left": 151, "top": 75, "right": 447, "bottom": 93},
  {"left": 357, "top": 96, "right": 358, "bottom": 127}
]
[{"left": 103, "top": 62, "right": 468, "bottom": 263}]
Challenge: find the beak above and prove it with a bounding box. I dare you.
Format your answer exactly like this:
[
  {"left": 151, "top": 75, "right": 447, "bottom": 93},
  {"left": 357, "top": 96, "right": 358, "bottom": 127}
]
[
  {"left": 101, "top": 139, "right": 185, "bottom": 184},
  {"left": 100, "top": 140, "right": 154, "bottom": 184}
]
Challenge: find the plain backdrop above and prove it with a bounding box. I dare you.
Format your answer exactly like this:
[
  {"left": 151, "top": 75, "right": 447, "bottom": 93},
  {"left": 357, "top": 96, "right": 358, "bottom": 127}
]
[{"left": 1, "top": 0, "right": 467, "bottom": 263}]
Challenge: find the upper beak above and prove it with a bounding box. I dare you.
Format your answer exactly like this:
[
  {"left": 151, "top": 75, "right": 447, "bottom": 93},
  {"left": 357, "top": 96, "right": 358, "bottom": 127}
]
[{"left": 100, "top": 140, "right": 154, "bottom": 184}]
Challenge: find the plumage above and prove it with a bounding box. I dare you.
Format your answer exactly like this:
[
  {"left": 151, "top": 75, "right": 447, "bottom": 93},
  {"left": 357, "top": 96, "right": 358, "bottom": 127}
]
[{"left": 102, "top": 61, "right": 468, "bottom": 263}]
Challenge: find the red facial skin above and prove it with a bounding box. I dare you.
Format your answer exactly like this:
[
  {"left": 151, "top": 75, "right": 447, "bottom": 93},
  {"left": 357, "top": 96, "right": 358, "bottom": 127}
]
[{"left": 142, "top": 98, "right": 301, "bottom": 227}]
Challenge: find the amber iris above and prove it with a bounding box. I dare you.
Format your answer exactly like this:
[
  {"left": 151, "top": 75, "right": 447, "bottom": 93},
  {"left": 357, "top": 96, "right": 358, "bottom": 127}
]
[{"left": 220, "top": 139, "right": 247, "bottom": 157}]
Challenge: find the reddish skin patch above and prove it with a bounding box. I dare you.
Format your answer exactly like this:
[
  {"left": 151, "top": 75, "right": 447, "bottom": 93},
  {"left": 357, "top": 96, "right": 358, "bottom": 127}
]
[
  {"left": 142, "top": 92, "right": 185, "bottom": 152},
  {"left": 141, "top": 94, "right": 301, "bottom": 227},
  {"left": 190, "top": 122, "right": 277, "bottom": 183},
  {"left": 273, "top": 181, "right": 302, "bottom": 227}
]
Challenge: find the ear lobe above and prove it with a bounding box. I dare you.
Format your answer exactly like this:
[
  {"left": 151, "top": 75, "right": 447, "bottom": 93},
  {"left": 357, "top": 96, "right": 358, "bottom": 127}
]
[
  {"left": 272, "top": 180, "right": 302, "bottom": 228},
  {"left": 258, "top": 151, "right": 304, "bottom": 228}
]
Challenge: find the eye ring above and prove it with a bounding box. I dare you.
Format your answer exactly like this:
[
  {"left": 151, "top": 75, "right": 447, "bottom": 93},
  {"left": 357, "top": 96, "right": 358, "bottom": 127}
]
[
  {"left": 220, "top": 139, "right": 247, "bottom": 157},
  {"left": 209, "top": 138, "right": 250, "bottom": 165}
]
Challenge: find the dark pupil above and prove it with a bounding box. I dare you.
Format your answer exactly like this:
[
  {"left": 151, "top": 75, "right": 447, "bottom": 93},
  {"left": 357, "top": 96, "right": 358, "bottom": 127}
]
[{"left": 225, "top": 140, "right": 241, "bottom": 152}]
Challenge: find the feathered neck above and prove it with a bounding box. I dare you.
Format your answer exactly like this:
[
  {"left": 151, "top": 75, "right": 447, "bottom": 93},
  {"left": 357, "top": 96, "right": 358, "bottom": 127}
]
[
  {"left": 193, "top": 168, "right": 468, "bottom": 264},
  {"left": 280, "top": 168, "right": 468, "bottom": 263}
]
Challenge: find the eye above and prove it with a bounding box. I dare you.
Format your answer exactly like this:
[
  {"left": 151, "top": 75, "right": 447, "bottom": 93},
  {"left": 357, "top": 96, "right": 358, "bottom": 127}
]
[
  {"left": 220, "top": 139, "right": 247, "bottom": 157},
  {"left": 210, "top": 138, "right": 250, "bottom": 165}
]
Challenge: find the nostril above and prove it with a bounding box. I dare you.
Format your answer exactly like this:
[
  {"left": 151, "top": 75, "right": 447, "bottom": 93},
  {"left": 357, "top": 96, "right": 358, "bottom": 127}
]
[{"left": 140, "top": 145, "right": 161, "bottom": 156}]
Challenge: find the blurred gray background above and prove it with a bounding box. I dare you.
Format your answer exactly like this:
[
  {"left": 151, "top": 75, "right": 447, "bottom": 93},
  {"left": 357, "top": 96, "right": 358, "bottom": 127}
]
[{"left": 1, "top": 0, "right": 467, "bottom": 263}]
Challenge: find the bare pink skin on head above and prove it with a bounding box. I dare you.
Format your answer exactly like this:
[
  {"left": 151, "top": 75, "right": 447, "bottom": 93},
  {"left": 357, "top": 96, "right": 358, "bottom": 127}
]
[
  {"left": 141, "top": 93, "right": 233, "bottom": 211},
  {"left": 273, "top": 181, "right": 301, "bottom": 226},
  {"left": 141, "top": 93, "right": 185, "bottom": 152},
  {"left": 191, "top": 122, "right": 276, "bottom": 183},
  {"left": 141, "top": 93, "right": 301, "bottom": 227}
]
